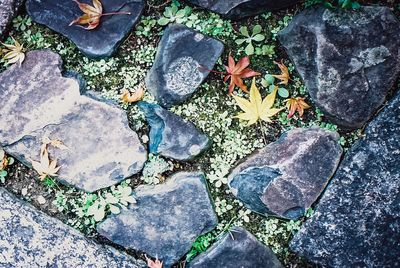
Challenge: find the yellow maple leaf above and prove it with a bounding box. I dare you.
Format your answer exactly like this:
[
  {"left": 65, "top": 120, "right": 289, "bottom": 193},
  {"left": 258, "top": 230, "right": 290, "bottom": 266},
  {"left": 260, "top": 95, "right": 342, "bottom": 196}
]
[
  {"left": 1, "top": 37, "right": 25, "bottom": 66},
  {"left": 233, "top": 78, "right": 283, "bottom": 126}
]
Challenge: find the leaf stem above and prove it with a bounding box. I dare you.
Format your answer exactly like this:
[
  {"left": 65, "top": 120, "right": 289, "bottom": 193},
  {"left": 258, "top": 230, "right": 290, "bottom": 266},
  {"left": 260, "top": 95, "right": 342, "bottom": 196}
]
[
  {"left": 258, "top": 120, "right": 268, "bottom": 145},
  {"left": 101, "top": 11, "right": 131, "bottom": 17},
  {"left": 198, "top": 65, "right": 227, "bottom": 75}
]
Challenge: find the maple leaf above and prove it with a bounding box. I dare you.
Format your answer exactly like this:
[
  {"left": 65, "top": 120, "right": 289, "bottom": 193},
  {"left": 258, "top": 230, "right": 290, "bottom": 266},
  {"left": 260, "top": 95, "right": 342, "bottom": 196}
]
[
  {"left": 145, "top": 255, "right": 163, "bottom": 268},
  {"left": 31, "top": 148, "right": 61, "bottom": 181},
  {"left": 233, "top": 78, "right": 283, "bottom": 126},
  {"left": 69, "top": 0, "right": 131, "bottom": 30},
  {"left": 224, "top": 54, "right": 260, "bottom": 95},
  {"left": 272, "top": 60, "right": 290, "bottom": 85},
  {"left": 41, "top": 136, "right": 69, "bottom": 155},
  {"left": 286, "top": 97, "right": 311, "bottom": 118},
  {"left": 1, "top": 37, "right": 25, "bottom": 66},
  {"left": 0, "top": 149, "right": 7, "bottom": 170},
  {"left": 120, "top": 86, "right": 145, "bottom": 103}
]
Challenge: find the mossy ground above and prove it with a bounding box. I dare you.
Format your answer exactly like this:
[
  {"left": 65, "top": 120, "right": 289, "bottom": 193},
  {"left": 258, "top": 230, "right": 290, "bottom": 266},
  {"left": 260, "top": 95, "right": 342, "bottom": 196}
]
[{"left": 1, "top": 0, "right": 399, "bottom": 267}]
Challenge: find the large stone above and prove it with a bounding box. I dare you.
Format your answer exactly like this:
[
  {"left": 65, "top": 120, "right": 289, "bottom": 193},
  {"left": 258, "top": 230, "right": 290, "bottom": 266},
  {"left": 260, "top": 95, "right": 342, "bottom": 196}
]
[
  {"left": 0, "top": 188, "right": 146, "bottom": 267},
  {"left": 228, "top": 127, "right": 342, "bottom": 220},
  {"left": 138, "top": 101, "right": 210, "bottom": 161},
  {"left": 146, "top": 24, "right": 224, "bottom": 107},
  {"left": 278, "top": 6, "right": 400, "bottom": 129},
  {"left": 26, "top": 0, "right": 145, "bottom": 58},
  {"left": 97, "top": 172, "right": 218, "bottom": 268},
  {"left": 185, "top": 0, "right": 301, "bottom": 20},
  {"left": 0, "top": 50, "right": 147, "bottom": 192},
  {"left": 290, "top": 91, "right": 400, "bottom": 267},
  {"left": 187, "top": 227, "right": 283, "bottom": 268},
  {"left": 0, "top": 0, "right": 24, "bottom": 39}
]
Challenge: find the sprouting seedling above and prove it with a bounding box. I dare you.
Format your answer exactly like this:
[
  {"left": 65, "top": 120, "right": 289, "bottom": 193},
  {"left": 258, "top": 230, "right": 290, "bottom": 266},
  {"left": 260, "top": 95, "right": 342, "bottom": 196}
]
[
  {"left": 157, "top": 4, "right": 191, "bottom": 26},
  {"left": 69, "top": 0, "right": 131, "bottom": 30},
  {"left": 235, "top": 25, "right": 265, "bottom": 55}
]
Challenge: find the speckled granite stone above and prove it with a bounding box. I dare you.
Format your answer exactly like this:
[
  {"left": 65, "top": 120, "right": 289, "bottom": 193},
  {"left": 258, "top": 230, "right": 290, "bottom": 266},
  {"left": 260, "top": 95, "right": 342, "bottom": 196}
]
[
  {"left": 0, "top": 188, "right": 146, "bottom": 268},
  {"left": 97, "top": 172, "right": 218, "bottom": 268},
  {"left": 278, "top": 6, "right": 400, "bottom": 129},
  {"left": 290, "top": 91, "right": 400, "bottom": 267},
  {"left": 0, "top": 0, "right": 24, "bottom": 39}
]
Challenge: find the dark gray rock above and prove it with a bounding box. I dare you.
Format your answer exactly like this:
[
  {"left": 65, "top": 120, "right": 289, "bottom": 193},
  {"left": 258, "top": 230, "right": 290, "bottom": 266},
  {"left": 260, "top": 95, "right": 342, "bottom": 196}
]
[
  {"left": 97, "top": 172, "right": 218, "bottom": 268},
  {"left": 146, "top": 24, "right": 224, "bottom": 107},
  {"left": 138, "top": 101, "right": 210, "bottom": 161},
  {"left": 290, "top": 91, "right": 400, "bottom": 267},
  {"left": 0, "top": 188, "right": 146, "bottom": 267},
  {"left": 228, "top": 127, "right": 342, "bottom": 220},
  {"left": 0, "top": 50, "right": 147, "bottom": 192},
  {"left": 278, "top": 6, "right": 400, "bottom": 129},
  {"left": 0, "top": 0, "right": 24, "bottom": 39},
  {"left": 187, "top": 227, "right": 283, "bottom": 268},
  {"left": 185, "top": 0, "right": 301, "bottom": 20},
  {"left": 26, "top": 0, "right": 145, "bottom": 58}
]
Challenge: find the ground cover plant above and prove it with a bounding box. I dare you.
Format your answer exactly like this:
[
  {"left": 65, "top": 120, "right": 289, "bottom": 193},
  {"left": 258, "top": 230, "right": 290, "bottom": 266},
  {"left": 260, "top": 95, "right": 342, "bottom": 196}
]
[{"left": 1, "top": 0, "right": 399, "bottom": 267}]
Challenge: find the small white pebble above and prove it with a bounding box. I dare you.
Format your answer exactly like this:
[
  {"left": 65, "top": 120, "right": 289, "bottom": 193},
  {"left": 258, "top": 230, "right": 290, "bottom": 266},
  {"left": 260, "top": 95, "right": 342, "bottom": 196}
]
[
  {"left": 37, "top": 195, "right": 46, "bottom": 205},
  {"left": 141, "top": 135, "right": 149, "bottom": 143},
  {"left": 21, "top": 188, "right": 28, "bottom": 196}
]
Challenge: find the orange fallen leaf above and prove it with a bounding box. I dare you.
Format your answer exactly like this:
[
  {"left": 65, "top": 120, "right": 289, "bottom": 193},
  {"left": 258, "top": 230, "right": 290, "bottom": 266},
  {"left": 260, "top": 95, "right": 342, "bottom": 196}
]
[
  {"left": 121, "top": 86, "right": 145, "bottom": 103},
  {"left": 272, "top": 60, "right": 290, "bottom": 85},
  {"left": 69, "top": 0, "right": 131, "bottom": 30},
  {"left": 41, "top": 136, "right": 69, "bottom": 155},
  {"left": 0, "top": 149, "right": 8, "bottom": 170},
  {"left": 286, "top": 97, "right": 311, "bottom": 118}
]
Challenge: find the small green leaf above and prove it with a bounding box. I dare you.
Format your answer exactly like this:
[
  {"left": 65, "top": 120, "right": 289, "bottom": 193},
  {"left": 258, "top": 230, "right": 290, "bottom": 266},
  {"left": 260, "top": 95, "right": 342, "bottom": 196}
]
[
  {"left": 245, "top": 43, "right": 254, "bottom": 55},
  {"left": 0, "top": 170, "right": 7, "bottom": 177},
  {"left": 252, "top": 34, "right": 265, "bottom": 42},
  {"left": 268, "top": 85, "right": 276, "bottom": 93},
  {"left": 7, "top": 157, "right": 14, "bottom": 165},
  {"left": 157, "top": 17, "right": 170, "bottom": 26},
  {"left": 235, "top": 38, "right": 246, "bottom": 45},
  {"left": 109, "top": 205, "right": 121, "bottom": 215},
  {"left": 278, "top": 88, "right": 289, "bottom": 98},
  {"left": 240, "top": 26, "right": 250, "bottom": 37},
  {"left": 252, "top": 25, "right": 262, "bottom": 35}
]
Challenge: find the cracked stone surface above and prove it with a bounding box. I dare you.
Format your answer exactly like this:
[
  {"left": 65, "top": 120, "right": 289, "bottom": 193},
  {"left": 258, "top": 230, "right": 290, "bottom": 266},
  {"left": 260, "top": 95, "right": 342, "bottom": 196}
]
[
  {"left": 228, "top": 127, "right": 342, "bottom": 220},
  {"left": 138, "top": 101, "right": 210, "bottom": 161},
  {"left": 146, "top": 24, "right": 224, "bottom": 107},
  {"left": 185, "top": 0, "right": 301, "bottom": 20},
  {"left": 278, "top": 6, "right": 400, "bottom": 129},
  {"left": 97, "top": 172, "right": 218, "bottom": 268},
  {"left": 188, "top": 227, "right": 283, "bottom": 268},
  {"left": 26, "top": 0, "right": 145, "bottom": 58},
  {"left": 0, "top": 50, "right": 147, "bottom": 192},
  {"left": 0, "top": 188, "right": 146, "bottom": 268},
  {"left": 0, "top": 0, "right": 24, "bottom": 39},
  {"left": 290, "top": 91, "right": 400, "bottom": 267}
]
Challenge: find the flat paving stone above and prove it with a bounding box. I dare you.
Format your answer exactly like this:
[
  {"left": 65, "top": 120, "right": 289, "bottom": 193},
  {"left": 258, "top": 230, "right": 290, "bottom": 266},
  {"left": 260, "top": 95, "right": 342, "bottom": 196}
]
[
  {"left": 146, "top": 24, "right": 224, "bottom": 107},
  {"left": 187, "top": 227, "right": 283, "bottom": 268},
  {"left": 278, "top": 6, "right": 400, "bottom": 129},
  {"left": 185, "top": 0, "right": 301, "bottom": 20},
  {"left": 138, "top": 101, "right": 210, "bottom": 161},
  {"left": 0, "top": 50, "right": 147, "bottom": 192},
  {"left": 0, "top": 188, "right": 146, "bottom": 268},
  {"left": 26, "top": 0, "right": 145, "bottom": 58},
  {"left": 0, "top": 0, "right": 24, "bottom": 39},
  {"left": 228, "top": 127, "right": 342, "bottom": 220},
  {"left": 290, "top": 91, "right": 400, "bottom": 267},
  {"left": 97, "top": 172, "right": 218, "bottom": 268}
]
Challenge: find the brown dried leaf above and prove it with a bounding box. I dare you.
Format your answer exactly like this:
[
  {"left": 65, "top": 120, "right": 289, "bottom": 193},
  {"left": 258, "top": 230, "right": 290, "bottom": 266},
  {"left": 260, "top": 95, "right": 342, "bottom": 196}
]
[
  {"left": 31, "top": 148, "right": 61, "bottom": 181},
  {"left": 145, "top": 255, "right": 163, "bottom": 268},
  {"left": 120, "top": 86, "right": 145, "bottom": 103}
]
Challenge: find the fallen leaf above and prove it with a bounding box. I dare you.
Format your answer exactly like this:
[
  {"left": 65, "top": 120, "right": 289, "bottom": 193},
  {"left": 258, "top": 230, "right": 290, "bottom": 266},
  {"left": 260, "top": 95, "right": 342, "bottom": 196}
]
[
  {"left": 0, "top": 149, "right": 7, "bottom": 170},
  {"left": 69, "top": 0, "right": 131, "bottom": 30},
  {"left": 224, "top": 54, "right": 260, "bottom": 95},
  {"left": 272, "top": 60, "right": 290, "bottom": 85},
  {"left": 145, "top": 255, "right": 163, "bottom": 268},
  {"left": 1, "top": 37, "right": 25, "bottom": 66},
  {"left": 286, "top": 97, "right": 311, "bottom": 118},
  {"left": 31, "top": 148, "right": 61, "bottom": 181},
  {"left": 121, "top": 86, "right": 145, "bottom": 103},
  {"left": 41, "top": 136, "right": 69, "bottom": 154},
  {"left": 233, "top": 78, "right": 283, "bottom": 126}
]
